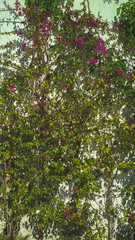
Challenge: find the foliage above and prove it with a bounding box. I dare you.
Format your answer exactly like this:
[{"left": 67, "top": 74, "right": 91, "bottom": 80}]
[
  {"left": 0, "top": 0, "right": 135, "bottom": 240},
  {"left": 116, "top": 0, "right": 135, "bottom": 55},
  {"left": 116, "top": 0, "right": 135, "bottom": 38}
]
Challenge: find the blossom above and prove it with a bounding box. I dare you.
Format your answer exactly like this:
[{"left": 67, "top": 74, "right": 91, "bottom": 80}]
[
  {"left": 95, "top": 38, "right": 106, "bottom": 54},
  {"left": 86, "top": 17, "right": 101, "bottom": 28},
  {"left": 9, "top": 120, "right": 14, "bottom": 126},
  {"left": 117, "top": 70, "right": 125, "bottom": 76},
  {"left": 126, "top": 117, "right": 132, "bottom": 124},
  {"left": 128, "top": 71, "right": 132, "bottom": 78},
  {"left": 89, "top": 58, "right": 98, "bottom": 64},
  {"left": 34, "top": 8, "right": 40, "bottom": 13},
  {"left": 75, "top": 37, "right": 83, "bottom": 47},
  {"left": 17, "top": 29, "right": 23, "bottom": 36},
  {"left": 108, "top": 86, "right": 113, "bottom": 90},
  {"left": 20, "top": 75, "right": 24, "bottom": 78},
  {"left": 75, "top": 37, "right": 83, "bottom": 43},
  {"left": 41, "top": 24, "right": 50, "bottom": 35},
  {"left": 67, "top": 10, "right": 72, "bottom": 15},
  {"left": 64, "top": 40, "right": 69, "bottom": 44},
  {"left": 66, "top": 85, "right": 70, "bottom": 89},
  {"left": 9, "top": 84, "right": 17, "bottom": 93},
  {"left": 15, "top": 1, "right": 21, "bottom": 10},
  {"left": 101, "top": 68, "right": 106, "bottom": 74},
  {"left": 22, "top": 43, "right": 26, "bottom": 48},
  {"left": 41, "top": 61, "right": 47, "bottom": 66}
]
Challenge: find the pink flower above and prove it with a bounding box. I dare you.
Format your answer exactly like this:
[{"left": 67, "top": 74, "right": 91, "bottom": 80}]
[
  {"left": 9, "top": 121, "right": 14, "bottom": 126},
  {"left": 64, "top": 40, "right": 69, "bottom": 44},
  {"left": 9, "top": 84, "right": 17, "bottom": 93},
  {"left": 22, "top": 43, "right": 26, "bottom": 48},
  {"left": 41, "top": 24, "right": 50, "bottom": 35},
  {"left": 66, "top": 85, "right": 70, "bottom": 89},
  {"left": 34, "top": 8, "right": 40, "bottom": 13},
  {"left": 109, "top": 86, "right": 113, "bottom": 90},
  {"left": 95, "top": 38, "right": 106, "bottom": 54},
  {"left": 44, "top": 154, "right": 49, "bottom": 160},
  {"left": 67, "top": 10, "right": 72, "bottom": 15},
  {"left": 128, "top": 71, "right": 132, "bottom": 78},
  {"left": 86, "top": 17, "right": 101, "bottom": 28},
  {"left": 117, "top": 70, "right": 125, "bottom": 76},
  {"left": 89, "top": 58, "right": 98, "bottom": 64},
  {"left": 75, "top": 37, "right": 83, "bottom": 43},
  {"left": 101, "top": 68, "right": 106, "bottom": 74},
  {"left": 17, "top": 29, "right": 22, "bottom": 36},
  {"left": 41, "top": 61, "right": 47, "bottom": 66},
  {"left": 75, "top": 37, "right": 83, "bottom": 47},
  {"left": 15, "top": 1, "right": 21, "bottom": 9},
  {"left": 126, "top": 117, "right": 132, "bottom": 124}
]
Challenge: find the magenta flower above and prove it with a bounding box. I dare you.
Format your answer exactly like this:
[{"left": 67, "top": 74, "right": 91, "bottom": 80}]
[
  {"left": 86, "top": 17, "right": 101, "bottom": 28},
  {"left": 89, "top": 58, "right": 98, "bottom": 64},
  {"left": 22, "top": 43, "right": 26, "bottom": 48},
  {"left": 117, "top": 70, "right": 125, "bottom": 76},
  {"left": 67, "top": 10, "right": 72, "bottom": 15},
  {"left": 95, "top": 38, "right": 106, "bottom": 54},
  {"left": 66, "top": 85, "right": 70, "bottom": 89},
  {"left": 9, "top": 120, "right": 14, "bottom": 126},
  {"left": 34, "top": 8, "right": 40, "bottom": 13},
  {"left": 17, "top": 29, "right": 22, "bottom": 36},
  {"left": 75, "top": 37, "right": 83, "bottom": 47},
  {"left": 101, "top": 68, "right": 106, "bottom": 74},
  {"left": 75, "top": 37, "right": 83, "bottom": 43},
  {"left": 128, "top": 71, "right": 132, "bottom": 78},
  {"left": 64, "top": 40, "right": 69, "bottom": 44},
  {"left": 9, "top": 84, "right": 17, "bottom": 93},
  {"left": 108, "top": 86, "right": 113, "bottom": 90},
  {"left": 41, "top": 24, "right": 50, "bottom": 35}
]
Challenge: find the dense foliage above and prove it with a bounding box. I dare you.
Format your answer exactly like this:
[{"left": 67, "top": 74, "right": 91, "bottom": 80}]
[
  {"left": 116, "top": 0, "right": 135, "bottom": 38},
  {"left": 0, "top": 1, "right": 135, "bottom": 240}
]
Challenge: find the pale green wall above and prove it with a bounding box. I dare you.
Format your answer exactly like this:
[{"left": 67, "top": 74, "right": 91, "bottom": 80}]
[{"left": 74, "top": 0, "right": 127, "bottom": 21}]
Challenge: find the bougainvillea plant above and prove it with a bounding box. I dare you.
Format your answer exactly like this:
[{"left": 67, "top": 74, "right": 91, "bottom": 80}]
[{"left": 0, "top": 1, "right": 135, "bottom": 240}]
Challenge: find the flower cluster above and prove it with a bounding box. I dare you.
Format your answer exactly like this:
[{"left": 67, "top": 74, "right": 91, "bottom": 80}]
[
  {"left": 54, "top": 36, "right": 62, "bottom": 45},
  {"left": 86, "top": 17, "right": 101, "bottom": 28},
  {"left": 41, "top": 17, "right": 50, "bottom": 36},
  {"left": 128, "top": 211, "right": 135, "bottom": 226},
  {"left": 75, "top": 37, "right": 83, "bottom": 48},
  {"left": 117, "top": 70, "right": 126, "bottom": 76},
  {"left": 128, "top": 71, "right": 132, "bottom": 78},
  {"left": 15, "top": 1, "right": 21, "bottom": 10},
  {"left": 95, "top": 38, "right": 106, "bottom": 55},
  {"left": 34, "top": 8, "right": 40, "bottom": 13},
  {"left": 88, "top": 58, "right": 98, "bottom": 64},
  {"left": 17, "top": 29, "right": 23, "bottom": 36},
  {"left": 22, "top": 43, "right": 26, "bottom": 48},
  {"left": 9, "top": 84, "right": 17, "bottom": 93},
  {"left": 117, "top": 70, "right": 133, "bottom": 79},
  {"left": 64, "top": 208, "right": 72, "bottom": 218}
]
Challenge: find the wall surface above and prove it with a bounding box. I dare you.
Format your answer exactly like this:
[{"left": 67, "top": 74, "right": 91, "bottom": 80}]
[{"left": 74, "top": 0, "right": 127, "bottom": 20}]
